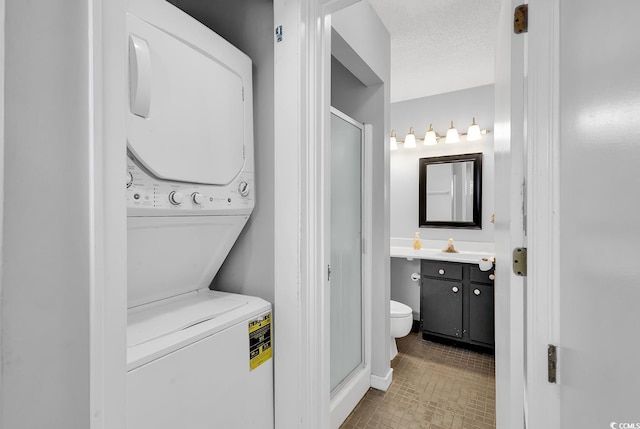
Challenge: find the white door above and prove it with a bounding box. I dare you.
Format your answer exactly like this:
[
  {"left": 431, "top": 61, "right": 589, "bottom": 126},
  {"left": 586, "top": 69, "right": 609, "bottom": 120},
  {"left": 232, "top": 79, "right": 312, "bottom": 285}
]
[
  {"left": 526, "top": 1, "right": 640, "bottom": 428},
  {"left": 493, "top": 1, "right": 526, "bottom": 428}
]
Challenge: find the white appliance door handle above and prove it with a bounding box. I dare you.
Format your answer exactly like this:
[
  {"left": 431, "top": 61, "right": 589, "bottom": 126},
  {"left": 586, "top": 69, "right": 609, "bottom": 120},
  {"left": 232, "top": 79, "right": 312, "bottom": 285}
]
[{"left": 129, "top": 34, "right": 151, "bottom": 118}]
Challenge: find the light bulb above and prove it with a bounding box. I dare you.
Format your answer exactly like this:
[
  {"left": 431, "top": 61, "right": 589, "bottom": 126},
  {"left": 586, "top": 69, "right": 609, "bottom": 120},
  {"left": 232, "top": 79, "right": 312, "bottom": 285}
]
[
  {"left": 404, "top": 127, "right": 416, "bottom": 148},
  {"left": 390, "top": 129, "right": 398, "bottom": 150},
  {"left": 445, "top": 121, "right": 459, "bottom": 144},
  {"left": 467, "top": 117, "right": 481, "bottom": 141},
  {"left": 424, "top": 124, "right": 438, "bottom": 145}
]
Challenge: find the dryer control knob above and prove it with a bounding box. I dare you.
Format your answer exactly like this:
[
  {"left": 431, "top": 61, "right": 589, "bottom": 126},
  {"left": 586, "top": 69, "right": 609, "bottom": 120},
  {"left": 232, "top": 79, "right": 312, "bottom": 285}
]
[
  {"left": 238, "top": 181, "right": 250, "bottom": 197},
  {"left": 192, "top": 192, "right": 205, "bottom": 205},
  {"left": 169, "top": 191, "right": 184, "bottom": 205},
  {"left": 126, "top": 172, "right": 133, "bottom": 188}
]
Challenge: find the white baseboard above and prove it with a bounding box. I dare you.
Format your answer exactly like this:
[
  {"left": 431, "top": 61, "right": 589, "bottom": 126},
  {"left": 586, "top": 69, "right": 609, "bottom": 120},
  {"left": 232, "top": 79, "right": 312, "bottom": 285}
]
[{"left": 370, "top": 368, "right": 393, "bottom": 391}]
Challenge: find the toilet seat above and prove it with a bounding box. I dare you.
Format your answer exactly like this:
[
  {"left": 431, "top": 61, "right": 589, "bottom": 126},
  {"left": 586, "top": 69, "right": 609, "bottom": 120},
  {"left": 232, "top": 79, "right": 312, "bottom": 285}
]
[{"left": 390, "top": 300, "right": 412, "bottom": 318}]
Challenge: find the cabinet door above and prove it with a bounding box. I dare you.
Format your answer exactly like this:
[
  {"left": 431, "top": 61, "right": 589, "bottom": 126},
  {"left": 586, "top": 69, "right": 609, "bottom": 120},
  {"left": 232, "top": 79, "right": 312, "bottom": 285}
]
[
  {"left": 422, "top": 278, "right": 463, "bottom": 338},
  {"left": 469, "top": 283, "right": 495, "bottom": 345}
]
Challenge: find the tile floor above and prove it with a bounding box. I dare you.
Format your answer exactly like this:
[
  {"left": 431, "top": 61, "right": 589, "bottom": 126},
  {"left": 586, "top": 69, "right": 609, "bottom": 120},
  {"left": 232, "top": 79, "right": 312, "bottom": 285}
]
[{"left": 340, "top": 333, "right": 495, "bottom": 429}]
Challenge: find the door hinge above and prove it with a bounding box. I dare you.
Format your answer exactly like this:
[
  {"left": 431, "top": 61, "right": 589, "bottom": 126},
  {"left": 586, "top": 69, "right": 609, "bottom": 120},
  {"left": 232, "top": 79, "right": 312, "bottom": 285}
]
[
  {"left": 327, "top": 265, "right": 331, "bottom": 282},
  {"left": 548, "top": 344, "right": 557, "bottom": 383},
  {"left": 512, "top": 247, "right": 527, "bottom": 276},
  {"left": 514, "top": 4, "right": 528, "bottom": 34}
]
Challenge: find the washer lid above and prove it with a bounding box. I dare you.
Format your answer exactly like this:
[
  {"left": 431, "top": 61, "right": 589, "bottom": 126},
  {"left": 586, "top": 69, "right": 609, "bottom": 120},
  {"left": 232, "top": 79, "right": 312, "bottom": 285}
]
[
  {"left": 127, "top": 290, "right": 248, "bottom": 348},
  {"left": 390, "top": 300, "right": 412, "bottom": 317},
  {"left": 127, "top": 13, "right": 248, "bottom": 185},
  {"left": 126, "top": 290, "right": 272, "bottom": 371}
]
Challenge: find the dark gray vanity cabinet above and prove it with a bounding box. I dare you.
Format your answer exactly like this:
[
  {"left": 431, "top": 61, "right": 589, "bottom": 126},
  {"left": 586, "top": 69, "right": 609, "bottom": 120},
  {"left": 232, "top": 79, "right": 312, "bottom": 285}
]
[{"left": 421, "top": 260, "right": 495, "bottom": 349}]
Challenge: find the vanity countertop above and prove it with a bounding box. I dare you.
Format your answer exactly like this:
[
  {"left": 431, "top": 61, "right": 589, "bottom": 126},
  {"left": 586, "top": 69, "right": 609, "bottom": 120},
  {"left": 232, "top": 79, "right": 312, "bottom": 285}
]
[{"left": 390, "top": 245, "right": 494, "bottom": 264}]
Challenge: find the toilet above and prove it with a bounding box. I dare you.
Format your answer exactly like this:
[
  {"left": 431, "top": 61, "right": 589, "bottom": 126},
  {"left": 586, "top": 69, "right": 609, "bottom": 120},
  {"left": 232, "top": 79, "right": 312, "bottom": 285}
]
[{"left": 390, "top": 300, "right": 413, "bottom": 360}]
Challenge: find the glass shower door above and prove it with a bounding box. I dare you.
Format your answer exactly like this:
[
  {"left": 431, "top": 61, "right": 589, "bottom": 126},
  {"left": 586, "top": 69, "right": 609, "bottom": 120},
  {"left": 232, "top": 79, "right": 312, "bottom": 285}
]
[{"left": 329, "top": 109, "right": 363, "bottom": 393}]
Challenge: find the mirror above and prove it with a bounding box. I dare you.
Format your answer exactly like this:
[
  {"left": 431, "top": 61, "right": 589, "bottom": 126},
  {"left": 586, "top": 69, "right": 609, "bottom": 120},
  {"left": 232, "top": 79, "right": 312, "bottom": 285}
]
[{"left": 419, "top": 153, "right": 482, "bottom": 229}]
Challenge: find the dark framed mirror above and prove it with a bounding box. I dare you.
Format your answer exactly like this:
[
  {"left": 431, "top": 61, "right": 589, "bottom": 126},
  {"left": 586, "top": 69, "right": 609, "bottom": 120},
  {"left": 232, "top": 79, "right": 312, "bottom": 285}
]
[{"left": 419, "top": 153, "right": 482, "bottom": 229}]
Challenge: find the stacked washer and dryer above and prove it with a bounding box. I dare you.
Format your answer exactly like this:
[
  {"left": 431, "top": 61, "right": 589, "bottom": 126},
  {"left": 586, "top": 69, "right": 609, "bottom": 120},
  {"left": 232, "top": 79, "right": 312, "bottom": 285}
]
[{"left": 125, "top": 1, "right": 273, "bottom": 428}]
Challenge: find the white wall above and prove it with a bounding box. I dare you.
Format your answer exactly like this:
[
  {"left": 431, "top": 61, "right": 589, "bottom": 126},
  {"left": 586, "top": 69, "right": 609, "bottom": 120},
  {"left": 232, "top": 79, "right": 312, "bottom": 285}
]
[
  {"left": 331, "top": 0, "right": 391, "bottom": 384},
  {"left": 168, "top": 0, "right": 275, "bottom": 304},
  {"left": 390, "top": 85, "right": 495, "bottom": 244},
  {"left": 2, "top": 4, "right": 92, "bottom": 426},
  {"left": 3, "top": 0, "right": 134, "bottom": 425}
]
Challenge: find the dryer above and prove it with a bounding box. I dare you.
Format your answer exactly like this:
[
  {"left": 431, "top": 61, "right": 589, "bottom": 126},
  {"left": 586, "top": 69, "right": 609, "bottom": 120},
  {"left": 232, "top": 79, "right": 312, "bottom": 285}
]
[{"left": 124, "top": 1, "right": 272, "bottom": 428}]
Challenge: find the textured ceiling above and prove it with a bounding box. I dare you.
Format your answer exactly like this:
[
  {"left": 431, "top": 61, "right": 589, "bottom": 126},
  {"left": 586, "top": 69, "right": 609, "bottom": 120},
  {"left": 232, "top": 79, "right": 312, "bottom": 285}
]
[{"left": 368, "top": 0, "right": 503, "bottom": 102}]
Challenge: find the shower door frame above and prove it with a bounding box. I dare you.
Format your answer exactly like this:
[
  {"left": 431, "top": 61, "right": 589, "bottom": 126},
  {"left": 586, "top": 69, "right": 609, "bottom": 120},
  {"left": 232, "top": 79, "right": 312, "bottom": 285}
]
[{"left": 327, "top": 107, "right": 373, "bottom": 428}]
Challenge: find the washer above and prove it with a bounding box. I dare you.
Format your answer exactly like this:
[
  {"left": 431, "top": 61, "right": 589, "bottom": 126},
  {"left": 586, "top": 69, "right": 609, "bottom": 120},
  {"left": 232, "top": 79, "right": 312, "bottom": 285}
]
[{"left": 127, "top": 290, "right": 273, "bottom": 429}]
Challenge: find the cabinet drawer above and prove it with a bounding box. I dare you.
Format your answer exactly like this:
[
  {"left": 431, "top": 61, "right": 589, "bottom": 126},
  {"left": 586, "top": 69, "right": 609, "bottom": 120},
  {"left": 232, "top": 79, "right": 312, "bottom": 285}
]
[
  {"left": 470, "top": 265, "right": 495, "bottom": 284},
  {"left": 421, "top": 261, "right": 462, "bottom": 280}
]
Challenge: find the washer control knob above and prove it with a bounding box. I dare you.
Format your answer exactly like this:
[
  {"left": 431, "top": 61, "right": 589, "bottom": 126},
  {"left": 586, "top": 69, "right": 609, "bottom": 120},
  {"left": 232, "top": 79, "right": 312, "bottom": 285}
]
[
  {"left": 126, "top": 172, "right": 133, "bottom": 188},
  {"left": 192, "top": 192, "right": 205, "bottom": 205},
  {"left": 238, "top": 181, "right": 250, "bottom": 197},
  {"left": 169, "top": 191, "right": 184, "bottom": 205}
]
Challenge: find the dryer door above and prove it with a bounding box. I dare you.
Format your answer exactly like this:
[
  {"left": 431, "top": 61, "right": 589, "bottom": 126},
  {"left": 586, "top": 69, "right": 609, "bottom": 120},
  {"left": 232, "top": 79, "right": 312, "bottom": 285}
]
[{"left": 126, "top": 13, "right": 248, "bottom": 185}]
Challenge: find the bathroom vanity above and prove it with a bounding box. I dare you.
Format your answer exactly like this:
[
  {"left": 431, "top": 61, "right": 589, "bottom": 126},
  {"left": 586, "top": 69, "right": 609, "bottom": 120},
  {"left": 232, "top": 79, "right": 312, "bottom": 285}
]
[
  {"left": 390, "top": 242, "right": 495, "bottom": 350},
  {"left": 421, "top": 259, "right": 494, "bottom": 349}
]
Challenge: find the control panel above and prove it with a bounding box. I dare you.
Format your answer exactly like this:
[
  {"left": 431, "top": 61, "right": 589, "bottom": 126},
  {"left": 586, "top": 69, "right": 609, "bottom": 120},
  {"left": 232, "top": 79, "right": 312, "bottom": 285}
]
[{"left": 127, "top": 156, "right": 254, "bottom": 216}]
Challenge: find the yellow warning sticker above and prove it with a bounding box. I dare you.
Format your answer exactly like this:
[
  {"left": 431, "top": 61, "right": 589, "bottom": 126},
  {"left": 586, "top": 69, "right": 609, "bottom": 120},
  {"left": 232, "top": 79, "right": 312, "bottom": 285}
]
[{"left": 249, "top": 312, "right": 272, "bottom": 371}]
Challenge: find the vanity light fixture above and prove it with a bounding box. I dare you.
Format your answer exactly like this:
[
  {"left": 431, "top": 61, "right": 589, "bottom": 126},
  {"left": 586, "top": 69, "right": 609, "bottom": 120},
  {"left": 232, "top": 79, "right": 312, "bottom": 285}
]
[
  {"left": 445, "top": 121, "right": 460, "bottom": 144},
  {"left": 403, "top": 127, "right": 417, "bottom": 148},
  {"left": 390, "top": 129, "right": 398, "bottom": 150},
  {"left": 466, "top": 117, "right": 482, "bottom": 141},
  {"left": 424, "top": 124, "right": 438, "bottom": 146},
  {"left": 390, "top": 118, "right": 490, "bottom": 150}
]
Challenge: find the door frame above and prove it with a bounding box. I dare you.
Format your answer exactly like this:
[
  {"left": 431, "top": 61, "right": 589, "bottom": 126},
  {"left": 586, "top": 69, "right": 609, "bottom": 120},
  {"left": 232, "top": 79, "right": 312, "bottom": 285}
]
[
  {"left": 90, "top": 1, "right": 129, "bottom": 427},
  {"left": 523, "top": 0, "right": 561, "bottom": 427},
  {"left": 496, "top": 0, "right": 562, "bottom": 427},
  {"left": 0, "top": 0, "right": 5, "bottom": 410},
  {"left": 273, "top": 1, "right": 360, "bottom": 427}
]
